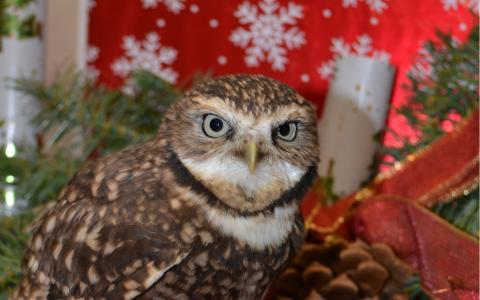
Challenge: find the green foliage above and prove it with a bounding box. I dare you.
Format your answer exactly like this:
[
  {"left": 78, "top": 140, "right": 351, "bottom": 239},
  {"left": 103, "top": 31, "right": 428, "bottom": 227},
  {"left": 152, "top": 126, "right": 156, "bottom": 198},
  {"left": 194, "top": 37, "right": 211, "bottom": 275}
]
[
  {"left": 0, "top": 147, "right": 82, "bottom": 208},
  {"left": 0, "top": 0, "right": 39, "bottom": 39},
  {"left": 4, "top": 0, "right": 37, "bottom": 8},
  {"left": 15, "top": 70, "right": 178, "bottom": 156},
  {"left": 316, "top": 160, "right": 339, "bottom": 205},
  {"left": 0, "top": 70, "right": 180, "bottom": 208},
  {"left": 432, "top": 188, "right": 479, "bottom": 238},
  {"left": 0, "top": 209, "right": 35, "bottom": 299},
  {"left": 404, "top": 275, "right": 432, "bottom": 300},
  {"left": 381, "top": 25, "right": 479, "bottom": 163}
]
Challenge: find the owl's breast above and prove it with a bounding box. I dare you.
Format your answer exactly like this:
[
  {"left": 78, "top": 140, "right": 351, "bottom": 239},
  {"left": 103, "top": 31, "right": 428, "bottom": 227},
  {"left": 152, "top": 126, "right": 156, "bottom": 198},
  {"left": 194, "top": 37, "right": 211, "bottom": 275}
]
[{"left": 140, "top": 215, "right": 304, "bottom": 300}]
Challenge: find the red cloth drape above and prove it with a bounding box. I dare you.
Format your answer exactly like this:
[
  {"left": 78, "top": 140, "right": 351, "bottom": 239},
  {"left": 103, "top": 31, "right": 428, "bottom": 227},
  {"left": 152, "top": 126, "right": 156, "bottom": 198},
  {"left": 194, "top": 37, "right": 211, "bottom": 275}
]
[{"left": 87, "top": 0, "right": 477, "bottom": 148}]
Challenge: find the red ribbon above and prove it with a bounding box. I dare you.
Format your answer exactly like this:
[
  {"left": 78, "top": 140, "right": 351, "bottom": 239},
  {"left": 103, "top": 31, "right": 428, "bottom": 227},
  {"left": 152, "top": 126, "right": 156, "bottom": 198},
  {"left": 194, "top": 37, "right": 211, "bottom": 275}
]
[
  {"left": 353, "top": 196, "right": 479, "bottom": 300},
  {"left": 302, "top": 109, "right": 479, "bottom": 299}
]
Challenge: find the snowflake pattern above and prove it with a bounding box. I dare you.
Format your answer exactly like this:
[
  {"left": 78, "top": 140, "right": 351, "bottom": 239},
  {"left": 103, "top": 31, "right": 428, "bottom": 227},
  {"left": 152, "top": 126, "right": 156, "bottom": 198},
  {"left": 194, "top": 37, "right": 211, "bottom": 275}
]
[
  {"left": 342, "top": 0, "right": 389, "bottom": 13},
  {"left": 87, "top": 45, "right": 100, "bottom": 81},
  {"left": 141, "top": 0, "right": 185, "bottom": 14},
  {"left": 87, "top": 45, "right": 99, "bottom": 62},
  {"left": 230, "top": 0, "right": 306, "bottom": 71},
  {"left": 111, "top": 32, "right": 178, "bottom": 84},
  {"left": 318, "top": 34, "right": 391, "bottom": 80},
  {"left": 441, "top": 0, "right": 479, "bottom": 11}
]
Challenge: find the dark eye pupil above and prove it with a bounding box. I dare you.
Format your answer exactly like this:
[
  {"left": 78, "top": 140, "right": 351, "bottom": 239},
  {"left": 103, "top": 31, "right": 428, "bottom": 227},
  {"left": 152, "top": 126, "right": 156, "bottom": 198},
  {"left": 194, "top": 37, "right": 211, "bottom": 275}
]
[
  {"left": 278, "top": 123, "right": 290, "bottom": 136},
  {"left": 209, "top": 118, "right": 223, "bottom": 132}
]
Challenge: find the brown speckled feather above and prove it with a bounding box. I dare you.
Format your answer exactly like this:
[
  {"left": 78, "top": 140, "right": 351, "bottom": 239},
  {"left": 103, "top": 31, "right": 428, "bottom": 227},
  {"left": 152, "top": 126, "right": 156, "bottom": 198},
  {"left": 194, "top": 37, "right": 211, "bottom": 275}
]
[{"left": 15, "top": 142, "right": 193, "bottom": 299}]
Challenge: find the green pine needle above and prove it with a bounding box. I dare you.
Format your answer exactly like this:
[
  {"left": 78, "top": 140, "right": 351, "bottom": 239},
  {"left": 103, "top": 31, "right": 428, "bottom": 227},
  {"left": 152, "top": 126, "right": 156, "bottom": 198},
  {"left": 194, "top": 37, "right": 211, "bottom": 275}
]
[
  {"left": 0, "top": 209, "right": 35, "bottom": 299},
  {"left": 381, "top": 25, "right": 479, "bottom": 164},
  {"left": 404, "top": 275, "right": 432, "bottom": 300},
  {"left": 431, "top": 188, "right": 479, "bottom": 238},
  {"left": 1, "top": 70, "right": 181, "bottom": 208}
]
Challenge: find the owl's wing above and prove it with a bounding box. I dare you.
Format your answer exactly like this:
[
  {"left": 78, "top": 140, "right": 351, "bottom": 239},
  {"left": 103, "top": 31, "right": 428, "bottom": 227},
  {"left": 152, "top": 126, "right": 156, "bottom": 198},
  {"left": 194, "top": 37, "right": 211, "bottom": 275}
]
[
  {"left": 43, "top": 214, "right": 190, "bottom": 299},
  {"left": 92, "top": 224, "right": 189, "bottom": 300},
  {"left": 20, "top": 143, "right": 192, "bottom": 299}
]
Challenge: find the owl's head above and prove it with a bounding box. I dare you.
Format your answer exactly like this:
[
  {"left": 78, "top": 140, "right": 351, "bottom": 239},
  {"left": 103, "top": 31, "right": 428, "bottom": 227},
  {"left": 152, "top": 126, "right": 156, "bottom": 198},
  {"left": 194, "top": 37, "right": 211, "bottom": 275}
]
[{"left": 161, "top": 75, "right": 319, "bottom": 215}]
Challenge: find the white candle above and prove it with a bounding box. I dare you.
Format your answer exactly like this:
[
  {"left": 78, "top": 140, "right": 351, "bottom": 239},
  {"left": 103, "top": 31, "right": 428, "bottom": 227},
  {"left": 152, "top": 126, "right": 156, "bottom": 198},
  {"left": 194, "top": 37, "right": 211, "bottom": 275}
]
[
  {"left": 0, "top": 0, "right": 44, "bottom": 148},
  {"left": 317, "top": 56, "right": 395, "bottom": 197}
]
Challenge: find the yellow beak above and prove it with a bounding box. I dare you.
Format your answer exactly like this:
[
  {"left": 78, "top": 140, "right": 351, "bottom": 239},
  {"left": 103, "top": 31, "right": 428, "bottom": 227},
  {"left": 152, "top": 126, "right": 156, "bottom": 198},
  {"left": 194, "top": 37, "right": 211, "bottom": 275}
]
[{"left": 244, "top": 140, "right": 258, "bottom": 174}]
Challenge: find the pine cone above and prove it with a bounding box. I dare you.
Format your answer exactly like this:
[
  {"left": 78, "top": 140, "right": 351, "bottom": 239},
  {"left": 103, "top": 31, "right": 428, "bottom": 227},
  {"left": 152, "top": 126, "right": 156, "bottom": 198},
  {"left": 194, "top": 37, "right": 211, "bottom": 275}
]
[{"left": 272, "top": 236, "right": 414, "bottom": 300}]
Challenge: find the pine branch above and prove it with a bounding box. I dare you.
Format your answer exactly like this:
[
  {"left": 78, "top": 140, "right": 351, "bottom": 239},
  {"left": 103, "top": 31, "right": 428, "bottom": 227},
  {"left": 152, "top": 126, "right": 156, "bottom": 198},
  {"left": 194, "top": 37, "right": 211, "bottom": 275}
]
[
  {"left": 0, "top": 146, "right": 83, "bottom": 207},
  {"left": 1, "top": 70, "right": 181, "bottom": 208},
  {"left": 380, "top": 25, "right": 479, "bottom": 162},
  {"left": 0, "top": 209, "right": 35, "bottom": 299},
  {"left": 403, "top": 275, "right": 432, "bottom": 300},
  {"left": 431, "top": 188, "right": 479, "bottom": 238}
]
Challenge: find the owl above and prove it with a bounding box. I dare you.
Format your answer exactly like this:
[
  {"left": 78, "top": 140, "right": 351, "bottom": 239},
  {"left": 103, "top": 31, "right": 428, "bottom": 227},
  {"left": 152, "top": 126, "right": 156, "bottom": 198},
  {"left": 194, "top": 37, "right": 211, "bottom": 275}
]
[{"left": 14, "top": 74, "right": 319, "bottom": 300}]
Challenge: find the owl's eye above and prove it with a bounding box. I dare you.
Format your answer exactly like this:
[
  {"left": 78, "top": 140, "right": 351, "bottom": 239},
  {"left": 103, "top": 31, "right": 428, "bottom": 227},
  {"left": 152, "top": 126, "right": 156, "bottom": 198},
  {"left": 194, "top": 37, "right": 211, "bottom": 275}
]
[
  {"left": 202, "top": 114, "right": 231, "bottom": 138},
  {"left": 276, "top": 122, "right": 297, "bottom": 141}
]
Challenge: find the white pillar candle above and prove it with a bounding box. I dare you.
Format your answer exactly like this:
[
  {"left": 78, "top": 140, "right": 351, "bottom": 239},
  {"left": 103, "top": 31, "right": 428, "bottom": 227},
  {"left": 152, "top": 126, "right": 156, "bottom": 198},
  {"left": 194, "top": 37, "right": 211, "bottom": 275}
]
[
  {"left": 317, "top": 56, "right": 395, "bottom": 197},
  {"left": 0, "top": 38, "right": 43, "bottom": 148},
  {"left": 0, "top": 0, "right": 44, "bottom": 148}
]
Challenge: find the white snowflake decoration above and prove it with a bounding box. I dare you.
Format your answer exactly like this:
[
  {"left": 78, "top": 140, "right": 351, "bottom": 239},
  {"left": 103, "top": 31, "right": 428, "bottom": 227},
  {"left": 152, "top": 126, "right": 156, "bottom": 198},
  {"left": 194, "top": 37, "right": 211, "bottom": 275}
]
[
  {"left": 318, "top": 34, "right": 391, "bottom": 80},
  {"left": 342, "top": 0, "right": 388, "bottom": 13},
  {"left": 87, "top": 46, "right": 99, "bottom": 62},
  {"left": 441, "top": 0, "right": 479, "bottom": 11},
  {"left": 111, "top": 32, "right": 178, "bottom": 84},
  {"left": 230, "top": 0, "right": 306, "bottom": 71},
  {"left": 86, "top": 45, "right": 100, "bottom": 81},
  {"left": 141, "top": 0, "right": 185, "bottom": 14}
]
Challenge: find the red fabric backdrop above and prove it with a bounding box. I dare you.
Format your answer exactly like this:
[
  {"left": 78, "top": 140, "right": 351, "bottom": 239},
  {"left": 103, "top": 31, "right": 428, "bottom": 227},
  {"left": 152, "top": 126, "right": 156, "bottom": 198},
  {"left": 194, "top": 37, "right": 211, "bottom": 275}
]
[{"left": 87, "top": 0, "right": 477, "bottom": 149}]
